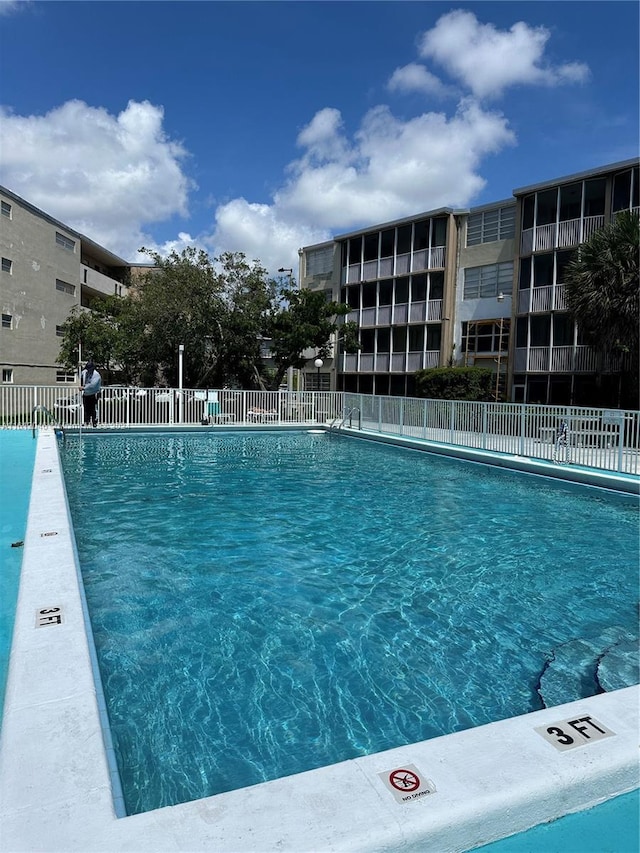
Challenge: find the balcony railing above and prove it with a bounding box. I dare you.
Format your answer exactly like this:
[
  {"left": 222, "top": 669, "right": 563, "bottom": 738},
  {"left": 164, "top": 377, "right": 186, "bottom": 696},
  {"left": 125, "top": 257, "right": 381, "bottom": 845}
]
[
  {"left": 520, "top": 215, "right": 605, "bottom": 254},
  {"left": 341, "top": 245, "right": 447, "bottom": 283},
  {"left": 515, "top": 345, "right": 606, "bottom": 373},
  {"left": 517, "top": 284, "right": 568, "bottom": 314},
  {"left": 342, "top": 350, "right": 440, "bottom": 372},
  {"left": 348, "top": 300, "right": 443, "bottom": 327}
]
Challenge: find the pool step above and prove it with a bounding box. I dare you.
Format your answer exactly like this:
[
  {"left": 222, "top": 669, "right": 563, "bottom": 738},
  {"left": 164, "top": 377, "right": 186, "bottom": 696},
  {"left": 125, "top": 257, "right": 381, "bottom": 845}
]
[{"left": 536, "top": 627, "right": 639, "bottom": 709}]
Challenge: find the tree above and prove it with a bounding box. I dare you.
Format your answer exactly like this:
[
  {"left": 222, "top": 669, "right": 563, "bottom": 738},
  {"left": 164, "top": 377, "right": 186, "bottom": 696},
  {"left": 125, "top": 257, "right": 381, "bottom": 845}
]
[
  {"left": 132, "top": 246, "right": 228, "bottom": 387},
  {"left": 564, "top": 211, "right": 639, "bottom": 406},
  {"left": 211, "top": 252, "right": 277, "bottom": 389},
  {"left": 57, "top": 247, "right": 359, "bottom": 390},
  {"left": 56, "top": 299, "right": 124, "bottom": 382},
  {"left": 265, "top": 288, "right": 359, "bottom": 391}
]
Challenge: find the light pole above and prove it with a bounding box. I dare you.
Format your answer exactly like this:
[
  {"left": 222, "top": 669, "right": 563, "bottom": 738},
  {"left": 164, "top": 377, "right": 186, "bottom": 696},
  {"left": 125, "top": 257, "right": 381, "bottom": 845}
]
[
  {"left": 495, "top": 293, "right": 511, "bottom": 402},
  {"left": 178, "top": 344, "right": 184, "bottom": 423},
  {"left": 278, "top": 268, "right": 294, "bottom": 391},
  {"left": 314, "top": 357, "right": 323, "bottom": 390}
]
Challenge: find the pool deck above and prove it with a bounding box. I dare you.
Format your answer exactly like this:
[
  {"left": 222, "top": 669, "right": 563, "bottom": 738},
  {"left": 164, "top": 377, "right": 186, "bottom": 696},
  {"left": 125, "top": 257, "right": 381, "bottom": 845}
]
[{"left": 0, "top": 429, "right": 638, "bottom": 852}]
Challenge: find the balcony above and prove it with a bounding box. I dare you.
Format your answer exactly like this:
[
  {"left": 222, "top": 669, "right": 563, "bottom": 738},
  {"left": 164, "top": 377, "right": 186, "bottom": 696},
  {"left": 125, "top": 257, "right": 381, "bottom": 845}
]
[
  {"left": 82, "top": 265, "right": 125, "bottom": 298},
  {"left": 341, "top": 245, "right": 447, "bottom": 283},
  {"left": 342, "top": 350, "right": 440, "bottom": 373},
  {"left": 349, "top": 300, "right": 443, "bottom": 327},
  {"left": 518, "top": 285, "right": 568, "bottom": 314},
  {"left": 520, "top": 215, "right": 605, "bottom": 254},
  {"left": 514, "top": 345, "right": 602, "bottom": 373}
]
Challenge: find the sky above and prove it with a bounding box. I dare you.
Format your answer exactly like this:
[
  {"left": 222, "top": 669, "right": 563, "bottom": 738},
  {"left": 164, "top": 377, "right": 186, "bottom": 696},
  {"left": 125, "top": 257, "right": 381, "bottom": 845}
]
[{"left": 0, "top": 1, "right": 638, "bottom": 273}]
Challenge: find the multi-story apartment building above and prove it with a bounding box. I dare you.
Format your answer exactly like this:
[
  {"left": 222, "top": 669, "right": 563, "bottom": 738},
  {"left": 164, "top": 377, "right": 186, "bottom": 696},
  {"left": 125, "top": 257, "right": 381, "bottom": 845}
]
[
  {"left": 301, "top": 209, "right": 462, "bottom": 397},
  {"left": 1, "top": 186, "right": 130, "bottom": 386},
  {"left": 511, "top": 160, "right": 639, "bottom": 406},
  {"left": 299, "top": 158, "right": 639, "bottom": 405}
]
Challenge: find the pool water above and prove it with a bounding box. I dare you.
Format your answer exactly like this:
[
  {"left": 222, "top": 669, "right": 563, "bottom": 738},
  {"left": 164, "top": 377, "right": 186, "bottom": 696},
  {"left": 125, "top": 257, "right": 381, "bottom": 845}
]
[
  {"left": 0, "top": 431, "right": 36, "bottom": 726},
  {"left": 60, "top": 432, "right": 639, "bottom": 815},
  {"left": 476, "top": 789, "right": 639, "bottom": 852}
]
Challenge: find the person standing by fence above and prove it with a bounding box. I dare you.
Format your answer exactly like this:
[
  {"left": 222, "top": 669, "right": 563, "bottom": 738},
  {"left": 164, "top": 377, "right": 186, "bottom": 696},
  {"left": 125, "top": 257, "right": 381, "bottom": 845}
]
[{"left": 80, "top": 360, "right": 102, "bottom": 427}]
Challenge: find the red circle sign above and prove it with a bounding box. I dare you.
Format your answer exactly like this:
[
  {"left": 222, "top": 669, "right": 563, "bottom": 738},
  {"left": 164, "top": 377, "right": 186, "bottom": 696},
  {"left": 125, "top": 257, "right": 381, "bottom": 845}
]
[{"left": 389, "top": 768, "right": 420, "bottom": 792}]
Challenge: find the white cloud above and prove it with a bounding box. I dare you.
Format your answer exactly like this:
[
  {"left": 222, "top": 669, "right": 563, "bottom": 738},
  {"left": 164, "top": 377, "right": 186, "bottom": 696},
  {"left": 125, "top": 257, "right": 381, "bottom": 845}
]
[
  {"left": 0, "top": 10, "right": 590, "bottom": 274},
  {"left": 387, "top": 63, "right": 453, "bottom": 99},
  {"left": 275, "top": 99, "right": 513, "bottom": 227},
  {"left": 207, "top": 198, "right": 331, "bottom": 273},
  {"left": 206, "top": 98, "right": 514, "bottom": 271},
  {"left": 0, "top": 99, "right": 192, "bottom": 259},
  {"left": 418, "top": 9, "right": 590, "bottom": 99},
  {"left": 0, "top": 0, "right": 29, "bottom": 16}
]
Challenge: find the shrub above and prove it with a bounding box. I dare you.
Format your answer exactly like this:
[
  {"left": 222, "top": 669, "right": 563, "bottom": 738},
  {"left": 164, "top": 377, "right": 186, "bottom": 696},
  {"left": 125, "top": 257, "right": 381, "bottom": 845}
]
[{"left": 414, "top": 367, "right": 495, "bottom": 401}]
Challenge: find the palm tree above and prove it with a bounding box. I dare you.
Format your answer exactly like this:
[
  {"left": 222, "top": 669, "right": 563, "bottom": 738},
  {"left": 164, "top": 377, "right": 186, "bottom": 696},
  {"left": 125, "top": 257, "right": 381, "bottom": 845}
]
[{"left": 564, "top": 210, "right": 639, "bottom": 407}]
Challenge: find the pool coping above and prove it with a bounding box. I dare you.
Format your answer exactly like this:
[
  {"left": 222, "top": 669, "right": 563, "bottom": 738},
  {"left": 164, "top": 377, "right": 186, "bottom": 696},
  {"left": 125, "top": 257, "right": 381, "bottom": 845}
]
[{"left": 0, "top": 429, "right": 637, "bottom": 852}]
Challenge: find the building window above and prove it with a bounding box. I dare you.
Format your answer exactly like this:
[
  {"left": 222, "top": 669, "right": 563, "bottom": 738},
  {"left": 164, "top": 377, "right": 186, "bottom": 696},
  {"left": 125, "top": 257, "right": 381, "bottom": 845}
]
[
  {"left": 1, "top": 200, "right": 11, "bottom": 218},
  {"left": 2, "top": 313, "right": 12, "bottom": 329},
  {"left": 360, "top": 328, "right": 375, "bottom": 352},
  {"left": 56, "top": 325, "right": 65, "bottom": 337},
  {"left": 56, "top": 278, "right": 76, "bottom": 296},
  {"left": 56, "top": 370, "right": 76, "bottom": 383},
  {"left": 308, "top": 372, "right": 330, "bottom": 391},
  {"left": 467, "top": 206, "right": 515, "bottom": 246},
  {"left": 1, "top": 257, "right": 12, "bottom": 273},
  {"left": 612, "top": 167, "right": 639, "bottom": 213},
  {"left": 462, "top": 320, "right": 509, "bottom": 356},
  {"left": 2, "top": 369, "right": 13, "bottom": 383},
  {"left": 56, "top": 231, "right": 76, "bottom": 252},
  {"left": 426, "top": 324, "right": 441, "bottom": 351},
  {"left": 408, "top": 325, "right": 424, "bottom": 352},
  {"left": 463, "top": 262, "right": 513, "bottom": 299},
  {"left": 377, "top": 327, "right": 390, "bottom": 352}
]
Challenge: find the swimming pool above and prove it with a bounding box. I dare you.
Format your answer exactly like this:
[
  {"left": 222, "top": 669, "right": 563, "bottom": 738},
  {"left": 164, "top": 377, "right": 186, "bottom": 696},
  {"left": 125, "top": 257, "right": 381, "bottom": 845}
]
[{"left": 59, "top": 431, "right": 639, "bottom": 816}]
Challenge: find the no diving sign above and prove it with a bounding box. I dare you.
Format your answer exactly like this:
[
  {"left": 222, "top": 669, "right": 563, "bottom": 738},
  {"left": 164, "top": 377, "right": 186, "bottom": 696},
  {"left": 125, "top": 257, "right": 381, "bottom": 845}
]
[{"left": 378, "top": 764, "right": 436, "bottom": 804}]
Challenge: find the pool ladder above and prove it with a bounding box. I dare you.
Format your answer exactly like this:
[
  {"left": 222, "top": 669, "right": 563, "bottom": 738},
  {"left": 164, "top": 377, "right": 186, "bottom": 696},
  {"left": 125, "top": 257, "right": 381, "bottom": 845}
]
[
  {"left": 329, "top": 406, "right": 361, "bottom": 433},
  {"left": 32, "top": 405, "right": 65, "bottom": 442}
]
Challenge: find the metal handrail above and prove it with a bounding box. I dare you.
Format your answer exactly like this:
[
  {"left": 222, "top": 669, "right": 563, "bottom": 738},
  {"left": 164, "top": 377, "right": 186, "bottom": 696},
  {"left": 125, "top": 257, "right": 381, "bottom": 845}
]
[
  {"left": 329, "top": 406, "right": 361, "bottom": 433},
  {"left": 32, "top": 405, "right": 64, "bottom": 441}
]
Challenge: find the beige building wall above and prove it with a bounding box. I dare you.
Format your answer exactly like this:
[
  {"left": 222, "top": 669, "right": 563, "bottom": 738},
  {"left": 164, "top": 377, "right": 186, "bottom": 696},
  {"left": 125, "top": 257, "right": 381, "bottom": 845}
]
[{"left": 0, "top": 187, "right": 129, "bottom": 386}]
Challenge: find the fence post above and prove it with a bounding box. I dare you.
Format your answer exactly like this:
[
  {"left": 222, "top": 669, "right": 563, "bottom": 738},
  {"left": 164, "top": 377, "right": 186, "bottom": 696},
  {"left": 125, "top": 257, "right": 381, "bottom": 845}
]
[
  {"left": 519, "top": 404, "right": 526, "bottom": 457},
  {"left": 378, "top": 396, "right": 382, "bottom": 433},
  {"left": 617, "top": 419, "right": 624, "bottom": 473},
  {"left": 423, "top": 399, "right": 427, "bottom": 440},
  {"left": 399, "top": 398, "right": 405, "bottom": 436},
  {"left": 450, "top": 400, "right": 455, "bottom": 444},
  {"left": 482, "top": 403, "right": 488, "bottom": 450}
]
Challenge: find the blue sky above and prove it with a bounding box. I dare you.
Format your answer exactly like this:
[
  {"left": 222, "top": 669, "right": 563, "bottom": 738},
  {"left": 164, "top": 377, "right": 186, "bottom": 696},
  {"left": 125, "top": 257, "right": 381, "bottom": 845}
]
[{"left": 0, "top": 1, "right": 638, "bottom": 271}]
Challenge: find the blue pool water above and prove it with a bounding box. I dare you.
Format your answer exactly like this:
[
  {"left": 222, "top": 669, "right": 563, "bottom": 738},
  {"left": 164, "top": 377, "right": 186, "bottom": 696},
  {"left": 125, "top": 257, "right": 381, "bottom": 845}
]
[
  {"left": 60, "top": 431, "right": 639, "bottom": 815},
  {"left": 477, "top": 789, "right": 639, "bottom": 852},
  {"left": 0, "top": 431, "right": 35, "bottom": 726}
]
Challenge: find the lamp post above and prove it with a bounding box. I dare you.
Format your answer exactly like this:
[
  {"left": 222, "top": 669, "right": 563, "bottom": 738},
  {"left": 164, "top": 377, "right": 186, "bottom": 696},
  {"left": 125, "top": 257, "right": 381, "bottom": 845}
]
[
  {"left": 178, "top": 344, "right": 184, "bottom": 423},
  {"left": 314, "top": 357, "right": 323, "bottom": 390},
  {"left": 495, "top": 293, "right": 511, "bottom": 402},
  {"left": 278, "top": 267, "right": 294, "bottom": 391}
]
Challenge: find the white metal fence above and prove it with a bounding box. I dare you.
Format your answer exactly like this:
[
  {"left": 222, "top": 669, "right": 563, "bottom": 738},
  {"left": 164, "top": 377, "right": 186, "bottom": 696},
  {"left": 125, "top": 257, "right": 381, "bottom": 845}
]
[
  {"left": 342, "top": 393, "right": 640, "bottom": 475},
  {"left": 3, "top": 386, "right": 343, "bottom": 430},
  {"left": 2, "top": 385, "right": 638, "bottom": 475}
]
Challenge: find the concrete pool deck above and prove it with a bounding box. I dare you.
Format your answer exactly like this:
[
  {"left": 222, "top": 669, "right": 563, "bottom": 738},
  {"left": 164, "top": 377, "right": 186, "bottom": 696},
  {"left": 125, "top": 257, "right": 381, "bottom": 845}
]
[{"left": 0, "top": 429, "right": 638, "bottom": 852}]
